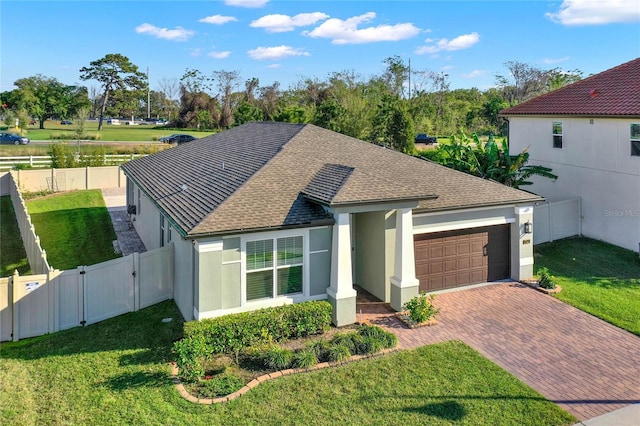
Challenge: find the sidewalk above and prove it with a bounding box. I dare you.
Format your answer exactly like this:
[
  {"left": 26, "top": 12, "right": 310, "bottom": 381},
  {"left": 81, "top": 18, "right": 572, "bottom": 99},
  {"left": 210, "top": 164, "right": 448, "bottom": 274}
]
[{"left": 101, "top": 187, "right": 146, "bottom": 255}]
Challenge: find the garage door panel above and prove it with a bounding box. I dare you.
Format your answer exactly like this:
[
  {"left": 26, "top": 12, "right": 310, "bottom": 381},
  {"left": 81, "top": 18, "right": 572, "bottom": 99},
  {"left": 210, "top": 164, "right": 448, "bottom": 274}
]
[{"left": 415, "top": 225, "right": 510, "bottom": 292}]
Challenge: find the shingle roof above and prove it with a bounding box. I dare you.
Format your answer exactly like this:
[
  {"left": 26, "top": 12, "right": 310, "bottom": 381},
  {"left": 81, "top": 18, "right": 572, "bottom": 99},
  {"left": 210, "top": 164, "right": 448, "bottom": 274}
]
[
  {"left": 500, "top": 57, "right": 640, "bottom": 117},
  {"left": 122, "top": 122, "right": 542, "bottom": 237}
]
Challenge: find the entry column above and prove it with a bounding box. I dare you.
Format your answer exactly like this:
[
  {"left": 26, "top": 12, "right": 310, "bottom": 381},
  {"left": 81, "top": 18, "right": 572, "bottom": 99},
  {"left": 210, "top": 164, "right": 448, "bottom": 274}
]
[
  {"left": 390, "top": 208, "right": 419, "bottom": 311},
  {"left": 327, "top": 212, "right": 357, "bottom": 326}
]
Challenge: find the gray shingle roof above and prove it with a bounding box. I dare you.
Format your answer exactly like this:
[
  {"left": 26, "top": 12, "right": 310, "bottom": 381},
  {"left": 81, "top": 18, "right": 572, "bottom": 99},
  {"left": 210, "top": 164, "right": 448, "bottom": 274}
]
[{"left": 122, "top": 122, "right": 542, "bottom": 237}]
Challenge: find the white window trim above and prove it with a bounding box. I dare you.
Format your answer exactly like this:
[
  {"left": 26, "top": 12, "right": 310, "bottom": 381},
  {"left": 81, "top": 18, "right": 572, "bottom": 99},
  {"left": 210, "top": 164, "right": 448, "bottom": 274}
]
[
  {"left": 552, "top": 121, "right": 563, "bottom": 149},
  {"left": 241, "top": 228, "right": 310, "bottom": 307},
  {"left": 631, "top": 123, "right": 640, "bottom": 157}
]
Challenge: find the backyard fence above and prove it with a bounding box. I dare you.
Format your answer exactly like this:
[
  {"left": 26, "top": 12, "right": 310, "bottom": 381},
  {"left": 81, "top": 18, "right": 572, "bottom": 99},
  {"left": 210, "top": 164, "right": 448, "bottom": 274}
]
[
  {"left": 0, "top": 244, "right": 174, "bottom": 342},
  {"left": 0, "top": 154, "right": 147, "bottom": 171},
  {"left": 533, "top": 198, "right": 582, "bottom": 245},
  {"left": 2, "top": 166, "right": 126, "bottom": 196},
  {"left": 8, "top": 170, "right": 52, "bottom": 275}
]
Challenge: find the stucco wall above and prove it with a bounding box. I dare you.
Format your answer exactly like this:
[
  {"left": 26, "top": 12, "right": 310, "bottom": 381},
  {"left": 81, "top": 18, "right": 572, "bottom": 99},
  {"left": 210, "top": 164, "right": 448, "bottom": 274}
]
[
  {"left": 509, "top": 116, "right": 640, "bottom": 251},
  {"left": 172, "top": 234, "right": 193, "bottom": 321},
  {"left": 354, "top": 211, "right": 387, "bottom": 302},
  {"left": 132, "top": 187, "right": 161, "bottom": 250}
]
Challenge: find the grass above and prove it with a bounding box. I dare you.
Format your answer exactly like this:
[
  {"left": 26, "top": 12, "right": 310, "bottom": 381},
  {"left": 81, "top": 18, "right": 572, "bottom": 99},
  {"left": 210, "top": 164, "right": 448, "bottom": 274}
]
[
  {"left": 0, "top": 196, "right": 31, "bottom": 276},
  {"left": 0, "top": 300, "right": 575, "bottom": 426},
  {"left": 18, "top": 120, "right": 216, "bottom": 142},
  {"left": 25, "top": 190, "right": 120, "bottom": 270},
  {"left": 534, "top": 237, "right": 640, "bottom": 336},
  {"left": 0, "top": 143, "right": 172, "bottom": 157}
]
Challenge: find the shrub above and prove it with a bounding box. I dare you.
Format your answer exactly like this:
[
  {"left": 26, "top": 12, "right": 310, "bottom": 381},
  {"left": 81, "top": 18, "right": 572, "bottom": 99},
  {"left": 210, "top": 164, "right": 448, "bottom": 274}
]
[
  {"left": 403, "top": 293, "right": 440, "bottom": 324},
  {"left": 327, "top": 344, "right": 351, "bottom": 362},
  {"left": 198, "top": 373, "right": 244, "bottom": 398},
  {"left": 262, "top": 345, "right": 294, "bottom": 370},
  {"left": 172, "top": 335, "right": 210, "bottom": 382},
  {"left": 537, "top": 267, "right": 557, "bottom": 289},
  {"left": 293, "top": 348, "right": 318, "bottom": 368},
  {"left": 182, "top": 301, "right": 332, "bottom": 364}
]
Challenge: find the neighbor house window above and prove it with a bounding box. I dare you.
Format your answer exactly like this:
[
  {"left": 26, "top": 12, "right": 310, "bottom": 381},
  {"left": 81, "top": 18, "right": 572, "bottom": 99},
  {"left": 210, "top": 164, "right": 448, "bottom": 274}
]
[
  {"left": 631, "top": 124, "right": 640, "bottom": 157},
  {"left": 246, "top": 236, "right": 303, "bottom": 301},
  {"left": 552, "top": 122, "right": 563, "bottom": 149}
]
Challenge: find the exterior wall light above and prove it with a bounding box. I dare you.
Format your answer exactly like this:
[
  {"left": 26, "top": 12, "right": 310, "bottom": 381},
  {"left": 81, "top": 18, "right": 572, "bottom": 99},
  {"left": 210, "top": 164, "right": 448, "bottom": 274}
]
[{"left": 524, "top": 221, "right": 532, "bottom": 234}]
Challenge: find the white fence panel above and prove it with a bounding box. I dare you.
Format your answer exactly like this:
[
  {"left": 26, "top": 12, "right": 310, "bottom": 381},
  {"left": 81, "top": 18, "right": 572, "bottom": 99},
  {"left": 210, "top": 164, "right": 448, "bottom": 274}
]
[
  {"left": 0, "top": 278, "right": 12, "bottom": 341},
  {"left": 83, "top": 256, "right": 135, "bottom": 326},
  {"left": 533, "top": 198, "right": 581, "bottom": 245},
  {"left": 139, "top": 244, "right": 173, "bottom": 309},
  {"left": 55, "top": 269, "right": 83, "bottom": 331},
  {"left": 14, "top": 275, "right": 50, "bottom": 340}
]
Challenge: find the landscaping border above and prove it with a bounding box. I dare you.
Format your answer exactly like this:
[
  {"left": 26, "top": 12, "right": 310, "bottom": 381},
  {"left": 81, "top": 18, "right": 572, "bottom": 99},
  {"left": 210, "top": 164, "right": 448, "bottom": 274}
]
[
  {"left": 171, "top": 348, "right": 398, "bottom": 404},
  {"left": 519, "top": 279, "right": 562, "bottom": 295}
]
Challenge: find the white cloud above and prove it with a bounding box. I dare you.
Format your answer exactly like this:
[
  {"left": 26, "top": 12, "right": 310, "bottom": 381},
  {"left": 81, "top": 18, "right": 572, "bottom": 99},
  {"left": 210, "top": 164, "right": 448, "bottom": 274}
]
[
  {"left": 225, "top": 0, "right": 268, "bottom": 8},
  {"left": 208, "top": 51, "right": 232, "bottom": 59},
  {"left": 461, "top": 70, "right": 486, "bottom": 79},
  {"left": 543, "top": 56, "right": 570, "bottom": 64},
  {"left": 415, "top": 32, "right": 479, "bottom": 55},
  {"left": 199, "top": 15, "right": 238, "bottom": 25},
  {"left": 135, "top": 23, "right": 194, "bottom": 41},
  {"left": 545, "top": 0, "right": 640, "bottom": 25},
  {"left": 305, "top": 12, "right": 420, "bottom": 44},
  {"left": 251, "top": 12, "right": 329, "bottom": 33},
  {"left": 267, "top": 64, "right": 282, "bottom": 69},
  {"left": 247, "top": 45, "right": 310, "bottom": 60},
  {"left": 189, "top": 48, "right": 203, "bottom": 57}
]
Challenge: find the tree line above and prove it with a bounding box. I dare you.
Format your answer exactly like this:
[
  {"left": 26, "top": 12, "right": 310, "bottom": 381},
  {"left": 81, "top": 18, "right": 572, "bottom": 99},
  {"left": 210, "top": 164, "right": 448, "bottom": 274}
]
[{"left": 1, "top": 53, "right": 582, "bottom": 151}]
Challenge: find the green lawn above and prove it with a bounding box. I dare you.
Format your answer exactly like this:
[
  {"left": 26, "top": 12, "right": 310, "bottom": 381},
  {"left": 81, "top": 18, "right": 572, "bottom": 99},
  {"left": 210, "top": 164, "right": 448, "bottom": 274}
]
[
  {"left": 0, "top": 196, "right": 30, "bottom": 276},
  {"left": 535, "top": 237, "right": 640, "bottom": 336},
  {"left": 0, "top": 300, "right": 575, "bottom": 426},
  {"left": 22, "top": 120, "right": 216, "bottom": 142},
  {"left": 25, "top": 190, "right": 120, "bottom": 270}
]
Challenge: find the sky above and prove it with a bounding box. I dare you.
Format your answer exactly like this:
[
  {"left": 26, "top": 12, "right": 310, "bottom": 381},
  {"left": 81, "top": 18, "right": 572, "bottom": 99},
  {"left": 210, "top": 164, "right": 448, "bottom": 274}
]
[{"left": 1, "top": 0, "right": 639, "bottom": 94}]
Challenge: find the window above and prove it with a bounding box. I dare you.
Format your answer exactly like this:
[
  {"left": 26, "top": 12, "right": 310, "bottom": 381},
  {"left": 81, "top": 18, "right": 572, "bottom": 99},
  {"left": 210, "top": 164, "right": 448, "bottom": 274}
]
[
  {"left": 631, "top": 124, "right": 640, "bottom": 157},
  {"left": 246, "top": 236, "right": 303, "bottom": 301},
  {"left": 552, "top": 122, "right": 563, "bottom": 149}
]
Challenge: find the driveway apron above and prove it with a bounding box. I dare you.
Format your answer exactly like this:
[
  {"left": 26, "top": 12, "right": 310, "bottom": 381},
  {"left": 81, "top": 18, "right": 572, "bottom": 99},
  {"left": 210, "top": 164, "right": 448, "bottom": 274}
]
[{"left": 366, "top": 282, "right": 640, "bottom": 421}]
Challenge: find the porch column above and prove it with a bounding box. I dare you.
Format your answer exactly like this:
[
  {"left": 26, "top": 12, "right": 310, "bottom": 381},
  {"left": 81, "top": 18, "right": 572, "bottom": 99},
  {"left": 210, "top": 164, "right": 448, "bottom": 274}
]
[
  {"left": 511, "top": 206, "right": 535, "bottom": 280},
  {"left": 327, "top": 212, "right": 357, "bottom": 326},
  {"left": 390, "top": 208, "right": 419, "bottom": 311}
]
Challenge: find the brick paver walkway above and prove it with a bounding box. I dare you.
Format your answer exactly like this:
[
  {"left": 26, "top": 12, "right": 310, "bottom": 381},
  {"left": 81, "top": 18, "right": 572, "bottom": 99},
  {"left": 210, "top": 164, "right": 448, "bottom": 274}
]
[{"left": 359, "top": 282, "right": 640, "bottom": 421}]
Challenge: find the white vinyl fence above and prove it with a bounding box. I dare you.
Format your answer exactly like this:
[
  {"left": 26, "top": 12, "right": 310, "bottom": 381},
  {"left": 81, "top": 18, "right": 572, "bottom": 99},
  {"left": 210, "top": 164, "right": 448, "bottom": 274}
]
[
  {"left": 533, "top": 198, "right": 581, "bottom": 245},
  {"left": 8, "top": 169, "right": 52, "bottom": 274},
  {"left": 0, "top": 154, "right": 147, "bottom": 171},
  {"left": 1, "top": 244, "right": 173, "bottom": 342}
]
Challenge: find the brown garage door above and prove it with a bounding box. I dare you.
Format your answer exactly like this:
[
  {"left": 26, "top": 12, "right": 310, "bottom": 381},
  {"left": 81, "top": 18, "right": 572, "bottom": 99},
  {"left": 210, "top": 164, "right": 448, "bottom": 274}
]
[{"left": 414, "top": 225, "right": 510, "bottom": 292}]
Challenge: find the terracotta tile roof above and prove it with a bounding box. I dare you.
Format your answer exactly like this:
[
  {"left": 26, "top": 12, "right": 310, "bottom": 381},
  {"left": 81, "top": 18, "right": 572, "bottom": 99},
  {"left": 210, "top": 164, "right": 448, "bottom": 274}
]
[
  {"left": 122, "top": 122, "right": 542, "bottom": 237},
  {"left": 500, "top": 57, "right": 640, "bottom": 117}
]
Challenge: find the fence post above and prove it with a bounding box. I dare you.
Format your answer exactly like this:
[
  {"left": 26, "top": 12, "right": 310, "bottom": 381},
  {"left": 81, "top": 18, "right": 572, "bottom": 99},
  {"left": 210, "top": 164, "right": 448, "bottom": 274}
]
[
  {"left": 12, "top": 270, "right": 19, "bottom": 342},
  {"left": 547, "top": 201, "right": 553, "bottom": 242},
  {"left": 133, "top": 252, "right": 140, "bottom": 311}
]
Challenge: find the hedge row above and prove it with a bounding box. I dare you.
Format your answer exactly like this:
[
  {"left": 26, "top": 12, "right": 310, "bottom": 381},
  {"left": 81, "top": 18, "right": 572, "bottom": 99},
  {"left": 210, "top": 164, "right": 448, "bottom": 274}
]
[{"left": 174, "top": 301, "right": 332, "bottom": 380}]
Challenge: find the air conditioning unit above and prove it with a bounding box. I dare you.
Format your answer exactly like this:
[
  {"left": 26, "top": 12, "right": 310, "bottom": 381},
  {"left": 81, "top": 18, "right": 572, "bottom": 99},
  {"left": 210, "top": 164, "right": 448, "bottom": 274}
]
[{"left": 127, "top": 205, "right": 137, "bottom": 215}]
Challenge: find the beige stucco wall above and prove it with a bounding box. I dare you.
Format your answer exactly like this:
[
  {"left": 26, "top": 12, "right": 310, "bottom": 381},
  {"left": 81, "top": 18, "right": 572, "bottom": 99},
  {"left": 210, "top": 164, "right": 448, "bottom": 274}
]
[
  {"left": 509, "top": 116, "right": 640, "bottom": 251},
  {"left": 132, "top": 187, "right": 162, "bottom": 250},
  {"left": 172, "top": 234, "right": 194, "bottom": 321},
  {"left": 354, "top": 211, "right": 387, "bottom": 302}
]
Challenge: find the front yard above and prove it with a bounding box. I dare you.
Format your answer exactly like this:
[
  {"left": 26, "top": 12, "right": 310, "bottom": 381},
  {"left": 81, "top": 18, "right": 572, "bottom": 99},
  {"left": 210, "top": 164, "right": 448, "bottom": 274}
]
[
  {"left": 0, "top": 300, "right": 575, "bottom": 426},
  {"left": 534, "top": 237, "right": 640, "bottom": 336}
]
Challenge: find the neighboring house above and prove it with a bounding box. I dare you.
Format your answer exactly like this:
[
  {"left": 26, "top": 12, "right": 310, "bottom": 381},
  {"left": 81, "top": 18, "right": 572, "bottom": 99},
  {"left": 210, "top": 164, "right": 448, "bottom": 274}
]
[
  {"left": 501, "top": 58, "right": 640, "bottom": 252},
  {"left": 121, "top": 122, "right": 541, "bottom": 326}
]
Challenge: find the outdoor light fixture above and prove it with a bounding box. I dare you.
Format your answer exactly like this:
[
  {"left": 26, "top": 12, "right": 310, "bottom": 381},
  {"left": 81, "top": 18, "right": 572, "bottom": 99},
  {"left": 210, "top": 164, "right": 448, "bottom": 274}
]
[{"left": 524, "top": 221, "right": 532, "bottom": 234}]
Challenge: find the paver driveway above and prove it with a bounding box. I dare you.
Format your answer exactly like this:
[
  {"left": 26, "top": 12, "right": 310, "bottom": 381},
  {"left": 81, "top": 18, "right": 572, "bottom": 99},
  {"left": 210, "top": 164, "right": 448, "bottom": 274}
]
[{"left": 361, "top": 282, "right": 640, "bottom": 421}]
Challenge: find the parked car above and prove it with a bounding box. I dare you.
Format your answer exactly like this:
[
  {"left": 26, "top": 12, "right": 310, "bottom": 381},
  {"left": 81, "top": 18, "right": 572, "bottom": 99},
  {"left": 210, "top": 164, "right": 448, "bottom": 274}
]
[
  {"left": 60, "top": 120, "right": 73, "bottom": 125},
  {"left": 415, "top": 134, "right": 437, "bottom": 144},
  {"left": 0, "top": 133, "right": 30, "bottom": 145},
  {"left": 160, "top": 134, "right": 197, "bottom": 144}
]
